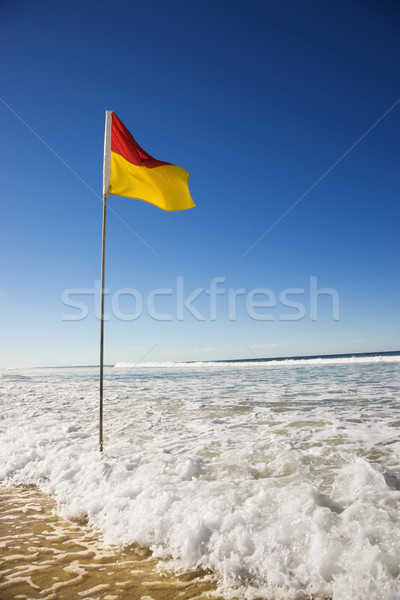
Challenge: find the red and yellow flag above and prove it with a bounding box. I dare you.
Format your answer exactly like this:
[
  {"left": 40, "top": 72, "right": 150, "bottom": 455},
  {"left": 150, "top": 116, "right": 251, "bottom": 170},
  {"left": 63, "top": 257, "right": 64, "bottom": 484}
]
[{"left": 103, "top": 112, "right": 195, "bottom": 211}]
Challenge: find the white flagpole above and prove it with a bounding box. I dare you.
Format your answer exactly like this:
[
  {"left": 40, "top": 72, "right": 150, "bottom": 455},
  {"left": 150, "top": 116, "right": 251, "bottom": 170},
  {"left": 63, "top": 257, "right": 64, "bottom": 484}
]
[{"left": 100, "top": 111, "right": 112, "bottom": 453}]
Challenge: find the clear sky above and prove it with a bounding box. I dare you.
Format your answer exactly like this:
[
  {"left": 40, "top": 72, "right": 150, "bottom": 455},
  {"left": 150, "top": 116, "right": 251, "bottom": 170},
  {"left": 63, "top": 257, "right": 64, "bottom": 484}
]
[{"left": 1, "top": 0, "right": 399, "bottom": 368}]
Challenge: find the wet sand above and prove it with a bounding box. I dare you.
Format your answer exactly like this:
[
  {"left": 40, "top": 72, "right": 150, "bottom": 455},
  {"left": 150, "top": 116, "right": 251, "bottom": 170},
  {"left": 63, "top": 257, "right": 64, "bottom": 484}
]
[{"left": 0, "top": 485, "right": 224, "bottom": 600}]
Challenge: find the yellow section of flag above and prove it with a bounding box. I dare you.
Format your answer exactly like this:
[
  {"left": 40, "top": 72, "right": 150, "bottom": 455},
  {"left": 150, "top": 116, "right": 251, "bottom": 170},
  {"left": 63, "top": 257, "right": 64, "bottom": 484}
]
[{"left": 109, "top": 152, "right": 194, "bottom": 212}]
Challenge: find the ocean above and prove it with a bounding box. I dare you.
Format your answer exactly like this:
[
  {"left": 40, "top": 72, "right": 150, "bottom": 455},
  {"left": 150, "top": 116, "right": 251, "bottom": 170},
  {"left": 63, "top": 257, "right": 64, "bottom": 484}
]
[{"left": 1, "top": 353, "right": 399, "bottom": 599}]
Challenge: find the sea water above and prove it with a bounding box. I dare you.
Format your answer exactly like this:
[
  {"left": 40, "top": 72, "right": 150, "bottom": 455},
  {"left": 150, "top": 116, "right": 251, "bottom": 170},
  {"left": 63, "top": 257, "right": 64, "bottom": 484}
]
[{"left": 0, "top": 355, "right": 399, "bottom": 600}]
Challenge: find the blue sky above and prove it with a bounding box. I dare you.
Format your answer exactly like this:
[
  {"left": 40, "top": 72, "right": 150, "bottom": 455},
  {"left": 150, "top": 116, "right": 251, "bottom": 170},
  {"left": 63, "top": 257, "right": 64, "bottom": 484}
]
[{"left": 1, "top": 0, "right": 399, "bottom": 367}]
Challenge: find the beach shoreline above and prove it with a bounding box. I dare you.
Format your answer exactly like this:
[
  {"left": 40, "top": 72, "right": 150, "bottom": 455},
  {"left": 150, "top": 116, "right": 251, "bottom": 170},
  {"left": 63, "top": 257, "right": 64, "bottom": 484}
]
[
  {"left": 0, "top": 485, "right": 223, "bottom": 600},
  {"left": 1, "top": 360, "right": 399, "bottom": 599}
]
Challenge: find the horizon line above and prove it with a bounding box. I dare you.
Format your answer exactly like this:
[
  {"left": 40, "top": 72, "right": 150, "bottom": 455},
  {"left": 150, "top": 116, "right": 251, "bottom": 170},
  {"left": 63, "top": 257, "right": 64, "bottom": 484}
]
[{"left": 2, "top": 349, "right": 399, "bottom": 371}]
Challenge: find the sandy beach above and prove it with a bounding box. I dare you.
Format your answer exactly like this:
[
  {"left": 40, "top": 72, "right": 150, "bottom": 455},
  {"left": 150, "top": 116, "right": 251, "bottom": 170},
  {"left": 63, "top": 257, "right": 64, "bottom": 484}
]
[{"left": 0, "top": 485, "right": 223, "bottom": 600}]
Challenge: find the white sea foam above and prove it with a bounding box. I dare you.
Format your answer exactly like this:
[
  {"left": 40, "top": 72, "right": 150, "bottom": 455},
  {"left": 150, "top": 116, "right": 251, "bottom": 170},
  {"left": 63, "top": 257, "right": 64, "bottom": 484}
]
[
  {"left": 114, "top": 353, "right": 400, "bottom": 369},
  {"left": 0, "top": 358, "right": 399, "bottom": 599}
]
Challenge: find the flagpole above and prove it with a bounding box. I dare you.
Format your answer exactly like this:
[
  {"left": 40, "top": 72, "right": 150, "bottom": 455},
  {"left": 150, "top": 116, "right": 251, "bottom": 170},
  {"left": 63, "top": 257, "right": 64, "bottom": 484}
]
[
  {"left": 100, "top": 111, "right": 112, "bottom": 454},
  {"left": 99, "top": 192, "right": 107, "bottom": 453}
]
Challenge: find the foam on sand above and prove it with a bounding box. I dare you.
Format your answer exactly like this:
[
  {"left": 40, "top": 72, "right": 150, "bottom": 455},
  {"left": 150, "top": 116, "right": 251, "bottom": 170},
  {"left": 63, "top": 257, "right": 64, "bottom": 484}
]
[
  {"left": 0, "top": 359, "right": 399, "bottom": 599},
  {"left": 0, "top": 485, "right": 219, "bottom": 600}
]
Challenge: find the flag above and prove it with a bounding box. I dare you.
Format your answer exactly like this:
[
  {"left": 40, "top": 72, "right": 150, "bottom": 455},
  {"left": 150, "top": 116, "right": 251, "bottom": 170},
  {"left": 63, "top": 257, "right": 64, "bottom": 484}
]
[{"left": 103, "top": 111, "right": 195, "bottom": 211}]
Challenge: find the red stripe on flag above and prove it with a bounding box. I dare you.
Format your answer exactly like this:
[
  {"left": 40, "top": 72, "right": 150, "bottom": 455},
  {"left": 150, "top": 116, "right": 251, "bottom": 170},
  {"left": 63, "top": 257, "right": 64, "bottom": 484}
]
[{"left": 111, "top": 113, "right": 170, "bottom": 168}]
